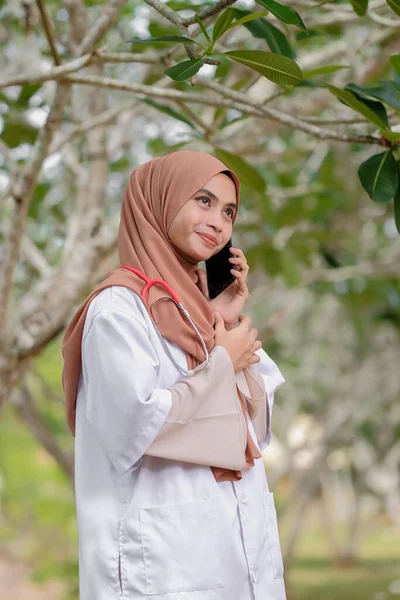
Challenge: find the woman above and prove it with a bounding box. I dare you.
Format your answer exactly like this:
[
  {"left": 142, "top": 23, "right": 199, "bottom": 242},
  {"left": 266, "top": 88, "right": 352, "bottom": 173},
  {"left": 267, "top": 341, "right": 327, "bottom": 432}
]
[{"left": 62, "top": 151, "right": 286, "bottom": 600}]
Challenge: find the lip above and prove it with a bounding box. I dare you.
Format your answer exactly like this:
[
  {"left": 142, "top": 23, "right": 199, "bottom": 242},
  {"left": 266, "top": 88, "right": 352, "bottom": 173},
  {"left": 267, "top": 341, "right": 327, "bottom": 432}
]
[{"left": 196, "top": 232, "right": 217, "bottom": 246}]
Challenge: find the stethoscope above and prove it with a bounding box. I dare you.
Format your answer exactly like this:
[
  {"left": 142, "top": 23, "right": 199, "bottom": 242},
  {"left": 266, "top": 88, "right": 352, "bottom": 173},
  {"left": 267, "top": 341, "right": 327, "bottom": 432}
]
[{"left": 119, "top": 265, "right": 209, "bottom": 376}]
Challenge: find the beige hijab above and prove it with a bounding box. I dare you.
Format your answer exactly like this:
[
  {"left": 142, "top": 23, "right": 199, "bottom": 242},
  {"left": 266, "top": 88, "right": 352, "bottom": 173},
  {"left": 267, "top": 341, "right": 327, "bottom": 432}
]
[{"left": 62, "top": 150, "right": 261, "bottom": 481}]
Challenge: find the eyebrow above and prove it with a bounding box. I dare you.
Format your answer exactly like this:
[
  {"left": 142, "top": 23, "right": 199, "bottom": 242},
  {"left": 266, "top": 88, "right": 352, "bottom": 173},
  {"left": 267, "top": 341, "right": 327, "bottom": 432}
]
[{"left": 197, "top": 188, "right": 237, "bottom": 211}]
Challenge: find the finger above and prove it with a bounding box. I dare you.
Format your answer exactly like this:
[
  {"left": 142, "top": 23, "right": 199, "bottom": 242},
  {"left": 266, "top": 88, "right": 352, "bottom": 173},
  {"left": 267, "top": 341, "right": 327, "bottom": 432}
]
[
  {"left": 230, "top": 263, "right": 249, "bottom": 278},
  {"left": 253, "top": 340, "right": 262, "bottom": 351},
  {"left": 250, "top": 354, "right": 261, "bottom": 364},
  {"left": 230, "top": 267, "right": 245, "bottom": 281},
  {"left": 230, "top": 247, "right": 245, "bottom": 259},
  {"left": 213, "top": 311, "right": 225, "bottom": 331},
  {"left": 231, "top": 269, "right": 249, "bottom": 296},
  {"left": 229, "top": 256, "right": 248, "bottom": 271},
  {"left": 249, "top": 327, "right": 258, "bottom": 340},
  {"left": 238, "top": 315, "right": 251, "bottom": 328},
  {"left": 231, "top": 248, "right": 248, "bottom": 266}
]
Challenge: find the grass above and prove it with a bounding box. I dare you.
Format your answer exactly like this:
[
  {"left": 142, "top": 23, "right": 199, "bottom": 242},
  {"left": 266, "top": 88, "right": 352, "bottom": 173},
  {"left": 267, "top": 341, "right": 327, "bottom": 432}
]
[{"left": 285, "top": 523, "right": 400, "bottom": 600}]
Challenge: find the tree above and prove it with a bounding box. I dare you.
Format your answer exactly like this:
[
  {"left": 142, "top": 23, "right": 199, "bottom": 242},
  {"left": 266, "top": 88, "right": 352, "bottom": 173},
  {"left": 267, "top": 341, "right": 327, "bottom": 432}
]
[{"left": 0, "top": 0, "right": 399, "bottom": 557}]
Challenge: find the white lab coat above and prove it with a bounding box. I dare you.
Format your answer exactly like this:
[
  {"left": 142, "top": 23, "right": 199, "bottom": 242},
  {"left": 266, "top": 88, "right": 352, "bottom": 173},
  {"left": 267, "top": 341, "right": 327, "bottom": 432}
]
[{"left": 75, "top": 285, "right": 286, "bottom": 600}]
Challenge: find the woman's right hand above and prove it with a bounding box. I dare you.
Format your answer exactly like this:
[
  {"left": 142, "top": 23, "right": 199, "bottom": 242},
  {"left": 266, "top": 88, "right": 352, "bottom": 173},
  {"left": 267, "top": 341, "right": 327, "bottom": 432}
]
[{"left": 214, "top": 312, "right": 262, "bottom": 373}]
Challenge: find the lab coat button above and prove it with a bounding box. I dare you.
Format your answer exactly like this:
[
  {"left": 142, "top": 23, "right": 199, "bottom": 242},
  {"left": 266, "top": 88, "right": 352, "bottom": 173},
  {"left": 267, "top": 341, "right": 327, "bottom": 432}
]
[
  {"left": 250, "top": 569, "right": 256, "bottom": 583},
  {"left": 240, "top": 493, "right": 248, "bottom": 503}
]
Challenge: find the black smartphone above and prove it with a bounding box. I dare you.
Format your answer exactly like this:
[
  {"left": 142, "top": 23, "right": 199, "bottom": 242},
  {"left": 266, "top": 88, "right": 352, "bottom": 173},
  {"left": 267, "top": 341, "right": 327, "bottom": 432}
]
[{"left": 205, "top": 239, "right": 236, "bottom": 299}]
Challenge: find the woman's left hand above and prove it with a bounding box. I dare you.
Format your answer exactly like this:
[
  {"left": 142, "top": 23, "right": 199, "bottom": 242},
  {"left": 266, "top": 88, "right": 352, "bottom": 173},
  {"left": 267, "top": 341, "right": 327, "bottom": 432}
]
[{"left": 197, "top": 247, "right": 249, "bottom": 327}]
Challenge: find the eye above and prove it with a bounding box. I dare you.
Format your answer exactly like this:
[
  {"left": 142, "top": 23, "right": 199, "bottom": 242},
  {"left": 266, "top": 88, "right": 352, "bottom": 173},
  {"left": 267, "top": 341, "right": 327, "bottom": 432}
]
[
  {"left": 225, "top": 208, "right": 234, "bottom": 219},
  {"left": 197, "top": 196, "right": 211, "bottom": 206}
]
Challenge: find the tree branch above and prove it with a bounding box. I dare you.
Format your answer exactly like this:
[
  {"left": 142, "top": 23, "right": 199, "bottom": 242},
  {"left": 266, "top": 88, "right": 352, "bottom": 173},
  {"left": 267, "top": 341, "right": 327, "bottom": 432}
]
[
  {"left": 294, "top": 115, "right": 370, "bottom": 125},
  {"left": 297, "top": 0, "right": 385, "bottom": 11},
  {"left": 60, "top": 73, "right": 386, "bottom": 146},
  {"left": 21, "top": 235, "right": 52, "bottom": 280},
  {"left": 50, "top": 102, "right": 130, "bottom": 153},
  {"left": 12, "top": 1, "right": 112, "bottom": 363},
  {"left": 77, "top": 0, "right": 129, "bottom": 55},
  {"left": 95, "top": 50, "right": 161, "bottom": 64},
  {"left": 143, "top": 0, "right": 183, "bottom": 26},
  {"left": 0, "top": 51, "right": 167, "bottom": 90},
  {"left": 65, "top": 73, "right": 258, "bottom": 110},
  {"left": 53, "top": 72, "right": 385, "bottom": 146},
  {"left": 368, "top": 10, "right": 400, "bottom": 27},
  {"left": 182, "top": 0, "right": 238, "bottom": 26},
  {"left": 175, "top": 99, "right": 213, "bottom": 135},
  {"left": 0, "top": 54, "right": 92, "bottom": 89},
  {"left": 36, "top": 0, "right": 61, "bottom": 65},
  {"left": 304, "top": 259, "right": 400, "bottom": 283},
  {"left": 0, "top": 84, "right": 67, "bottom": 349},
  {"left": 200, "top": 78, "right": 384, "bottom": 146},
  {"left": 11, "top": 383, "right": 74, "bottom": 484}
]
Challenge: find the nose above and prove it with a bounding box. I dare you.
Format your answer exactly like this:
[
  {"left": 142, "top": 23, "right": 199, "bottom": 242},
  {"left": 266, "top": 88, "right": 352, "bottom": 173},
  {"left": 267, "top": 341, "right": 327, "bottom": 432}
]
[{"left": 206, "top": 209, "right": 224, "bottom": 232}]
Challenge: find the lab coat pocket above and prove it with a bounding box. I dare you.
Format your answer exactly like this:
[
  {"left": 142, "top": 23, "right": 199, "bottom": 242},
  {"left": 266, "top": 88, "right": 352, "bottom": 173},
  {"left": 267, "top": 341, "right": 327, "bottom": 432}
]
[
  {"left": 139, "top": 498, "right": 223, "bottom": 595},
  {"left": 263, "top": 492, "right": 284, "bottom": 579}
]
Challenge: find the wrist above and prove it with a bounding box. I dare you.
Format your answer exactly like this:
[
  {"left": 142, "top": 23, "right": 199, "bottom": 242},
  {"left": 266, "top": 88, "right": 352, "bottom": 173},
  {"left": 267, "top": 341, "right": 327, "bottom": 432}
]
[{"left": 225, "top": 319, "right": 240, "bottom": 331}]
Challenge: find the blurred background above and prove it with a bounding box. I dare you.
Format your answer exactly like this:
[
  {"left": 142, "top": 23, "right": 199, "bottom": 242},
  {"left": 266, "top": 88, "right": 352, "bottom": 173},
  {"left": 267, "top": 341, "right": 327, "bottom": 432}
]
[{"left": 0, "top": 0, "right": 399, "bottom": 598}]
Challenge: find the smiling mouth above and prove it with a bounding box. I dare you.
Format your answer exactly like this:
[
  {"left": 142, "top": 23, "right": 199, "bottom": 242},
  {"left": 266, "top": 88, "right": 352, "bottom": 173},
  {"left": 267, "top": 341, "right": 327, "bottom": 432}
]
[{"left": 196, "top": 233, "right": 217, "bottom": 246}]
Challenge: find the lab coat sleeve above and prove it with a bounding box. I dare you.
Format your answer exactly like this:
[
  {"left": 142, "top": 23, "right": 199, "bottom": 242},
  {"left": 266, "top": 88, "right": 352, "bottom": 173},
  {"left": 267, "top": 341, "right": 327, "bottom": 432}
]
[
  {"left": 255, "top": 347, "right": 285, "bottom": 451},
  {"left": 146, "top": 345, "right": 247, "bottom": 471},
  {"left": 82, "top": 309, "right": 172, "bottom": 476},
  {"left": 82, "top": 309, "right": 247, "bottom": 476}
]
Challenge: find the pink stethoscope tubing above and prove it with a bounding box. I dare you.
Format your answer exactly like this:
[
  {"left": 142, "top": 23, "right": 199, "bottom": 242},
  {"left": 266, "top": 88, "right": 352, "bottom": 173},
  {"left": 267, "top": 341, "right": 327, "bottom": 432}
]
[{"left": 119, "top": 265, "right": 209, "bottom": 376}]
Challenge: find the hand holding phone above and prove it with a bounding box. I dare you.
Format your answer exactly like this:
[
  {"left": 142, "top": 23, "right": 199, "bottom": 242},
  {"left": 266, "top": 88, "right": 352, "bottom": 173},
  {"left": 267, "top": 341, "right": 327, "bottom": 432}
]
[{"left": 205, "top": 239, "right": 236, "bottom": 300}]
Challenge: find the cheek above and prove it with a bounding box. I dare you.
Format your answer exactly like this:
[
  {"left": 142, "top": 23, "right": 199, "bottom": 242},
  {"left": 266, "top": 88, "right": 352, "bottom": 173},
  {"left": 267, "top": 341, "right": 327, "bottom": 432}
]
[
  {"left": 180, "top": 203, "right": 202, "bottom": 229},
  {"left": 224, "top": 221, "right": 234, "bottom": 240}
]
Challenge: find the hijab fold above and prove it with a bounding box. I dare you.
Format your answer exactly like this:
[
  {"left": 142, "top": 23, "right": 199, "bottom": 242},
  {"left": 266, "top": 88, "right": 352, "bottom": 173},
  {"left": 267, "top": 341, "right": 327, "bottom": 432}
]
[{"left": 62, "top": 151, "right": 261, "bottom": 482}]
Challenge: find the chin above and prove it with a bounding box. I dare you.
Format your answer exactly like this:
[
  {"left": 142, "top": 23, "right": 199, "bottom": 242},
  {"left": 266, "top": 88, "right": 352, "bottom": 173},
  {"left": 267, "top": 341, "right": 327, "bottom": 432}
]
[
  {"left": 190, "top": 249, "right": 213, "bottom": 262},
  {"left": 184, "top": 241, "right": 213, "bottom": 262}
]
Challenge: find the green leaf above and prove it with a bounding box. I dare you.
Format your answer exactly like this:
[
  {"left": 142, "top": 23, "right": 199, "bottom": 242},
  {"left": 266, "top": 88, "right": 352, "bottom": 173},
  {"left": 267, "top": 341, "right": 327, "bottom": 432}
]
[
  {"left": 255, "top": 0, "right": 307, "bottom": 31},
  {"left": 386, "top": 0, "right": 400, "bottom": 16},
  {"left": 344, "top": 83, "right": 388, "bottom": 127},
  {"left": 212, "top": 8, "right": 234, "bottom": 41},
  {"left": 196, "top": 14, "right": 211, "bottom": 43},
  {"left": 280, "top": 249, "right": 301, "bottom": 286},
  {"left": 377, "top": 80, "right": 400, "bottom": 108},
  {"left": 17, "top": 83, "right": 42, "bottom": 107},
  {"left": 149, "top": 21, "right": 178, "bottom": 38},
  {"left": 215, "top": 148, "right": 266, "bottom": 192},
  {"left": 380, "top": 130, "right": 400, "bottom": 142},
  {"left": 233, "top": 9, "right": 294, "bottom": 58},
  {"left": 164, "top": 57, "right": 205, "bottom": 81},
  {"left": 141, "top": 99, "right": 196, "bottom": 129},
  {"left": 223, "top": 50, "right": 302, "bottom": 85},
  {"left": 303, "top": 65, "right": 349, "bottom": 78},
  {"left": 228, "top": 10, "right": 270, "bottom": 29},
  {"left": 296, "top": 29, "right": 321, "bottom": 41},
  {"left": 262, "top": 246, "right": 282, "bottom": 276},
  {"left": 326, "top": 85, "right": 388, "bottom": 128},
  {"left": 28, "top": 183, "right": 50, "bottom": 220},
  {"left": 148, "top": 138, "right": 188, "bottom": 155},
  {"left": 390, "top": 55, "right": 400, "bottom": 76},
  {"left": 296, "top": 80, "right": 319, "bottom": 88},
  {"left": 358, "top": 151, "right": 399, "bottom": 203},
  {"left": 346, "top": 81, "right": 400, "bottom": 112},
  {"left": 394, "top": 170, "right": 400, "bottom": 234},
  {"left": 1, "top": 115, "right": 38, "bottom": 148},
  {"left": 131, "top": 35, "right": 201, "bottom": 45},
  {"left": 349, "top": 0, "right": 368, "bottom": 16}
]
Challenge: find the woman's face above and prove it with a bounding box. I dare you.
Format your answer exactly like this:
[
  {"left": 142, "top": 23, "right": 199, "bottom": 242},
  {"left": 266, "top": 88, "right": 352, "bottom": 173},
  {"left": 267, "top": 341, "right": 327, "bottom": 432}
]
[{"left": 168, "top": 173, "right": 237, "bottom": 262}]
